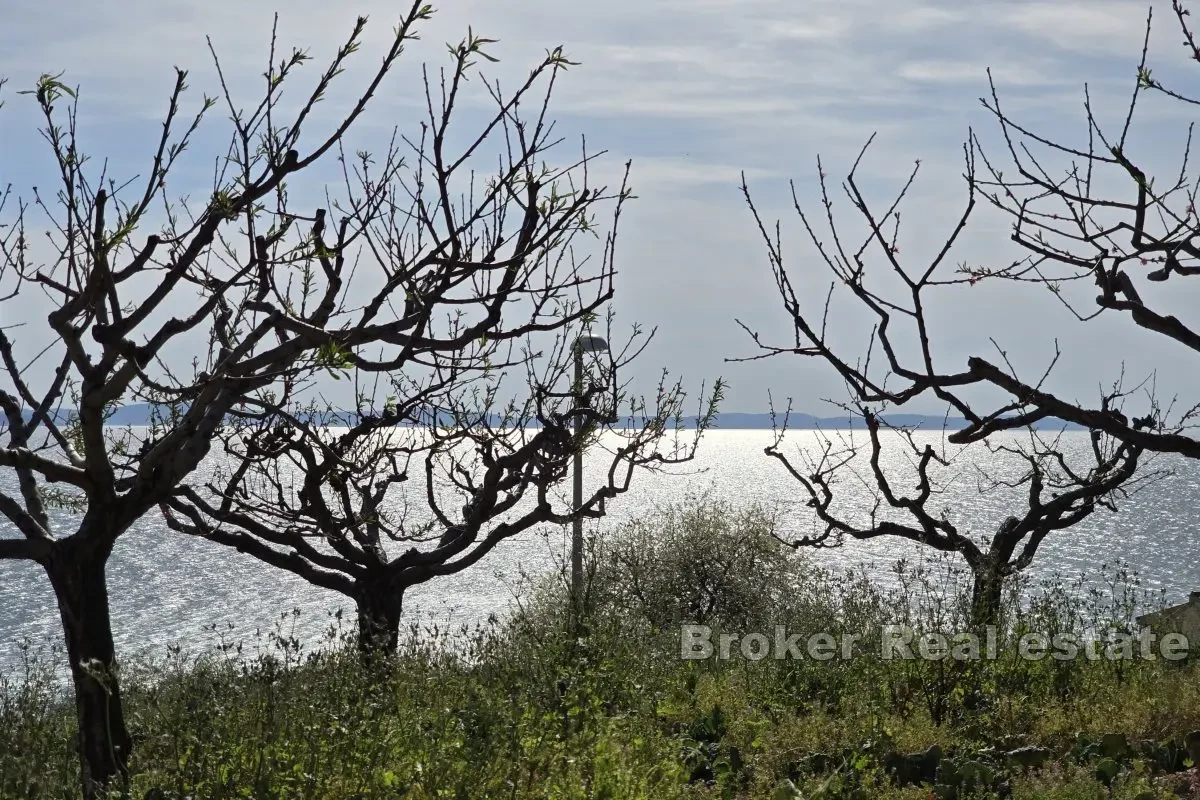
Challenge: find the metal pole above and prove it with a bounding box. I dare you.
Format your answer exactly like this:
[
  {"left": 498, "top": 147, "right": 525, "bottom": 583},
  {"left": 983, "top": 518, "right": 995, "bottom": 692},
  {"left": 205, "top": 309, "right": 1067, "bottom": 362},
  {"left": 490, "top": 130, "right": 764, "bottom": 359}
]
[{"left": 571, "top": 341, "right": 584, "bottom": 633}]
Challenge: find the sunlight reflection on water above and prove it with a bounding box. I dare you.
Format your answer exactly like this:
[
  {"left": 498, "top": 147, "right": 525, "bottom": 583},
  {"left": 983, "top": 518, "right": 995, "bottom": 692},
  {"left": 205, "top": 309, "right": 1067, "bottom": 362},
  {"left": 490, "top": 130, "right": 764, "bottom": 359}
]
[{"left": 1, "top": 429, "right": 1195, "bottom": 669}]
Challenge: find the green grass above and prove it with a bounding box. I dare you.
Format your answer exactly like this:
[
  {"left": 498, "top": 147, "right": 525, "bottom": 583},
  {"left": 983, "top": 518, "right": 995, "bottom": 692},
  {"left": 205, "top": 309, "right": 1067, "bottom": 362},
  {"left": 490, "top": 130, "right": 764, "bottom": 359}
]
[{"left": 4, "top": 496, "right": 1200, "bottom": 799}]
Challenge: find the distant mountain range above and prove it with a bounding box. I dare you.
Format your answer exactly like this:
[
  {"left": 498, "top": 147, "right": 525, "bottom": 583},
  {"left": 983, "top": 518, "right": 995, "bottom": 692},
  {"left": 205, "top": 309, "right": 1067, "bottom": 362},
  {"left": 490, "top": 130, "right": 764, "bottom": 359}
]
[{"left": 24, "top": 404, "right": 1084, "bottom": 431}]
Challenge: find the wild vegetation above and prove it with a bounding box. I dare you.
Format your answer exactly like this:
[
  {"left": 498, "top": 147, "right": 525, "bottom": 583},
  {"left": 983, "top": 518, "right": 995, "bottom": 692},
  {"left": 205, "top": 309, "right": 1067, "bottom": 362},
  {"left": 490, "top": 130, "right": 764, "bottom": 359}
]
[{"left": 3, "top": 498, "right": 1198, "bottom": 799}]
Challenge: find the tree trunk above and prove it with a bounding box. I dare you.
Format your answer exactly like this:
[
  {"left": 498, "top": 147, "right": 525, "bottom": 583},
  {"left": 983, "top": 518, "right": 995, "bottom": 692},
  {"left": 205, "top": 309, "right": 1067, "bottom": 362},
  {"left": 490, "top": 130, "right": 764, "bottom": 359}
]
[
  {"left": 46, "top": 541, "right": 132, "bottom": 799},
  {"left": 355, "top": 582, "right": 403, "bottom": 668},
  {"left": 970, "top": 561, "right": 1005, "bottom": 631}
]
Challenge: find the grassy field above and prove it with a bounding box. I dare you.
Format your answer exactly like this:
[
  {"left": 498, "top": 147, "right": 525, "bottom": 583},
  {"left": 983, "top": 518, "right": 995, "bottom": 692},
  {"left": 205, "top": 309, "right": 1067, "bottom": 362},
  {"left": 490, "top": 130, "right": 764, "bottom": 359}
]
[{"left": 4, "top": 498, "right": 1200, "bottom": 799}]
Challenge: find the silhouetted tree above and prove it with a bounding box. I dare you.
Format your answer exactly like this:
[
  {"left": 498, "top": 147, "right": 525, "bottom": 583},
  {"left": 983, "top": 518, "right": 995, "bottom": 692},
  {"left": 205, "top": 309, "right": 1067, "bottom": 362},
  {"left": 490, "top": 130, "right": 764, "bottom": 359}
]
[
  {"left": 963, "top": 2, "right": 1200, "bottom": 454},
  {"left": 153, "top": 22, "right": 721, "bottom": 665},
  {"left": 753, "top": 401, "right": 1150, "bottom": 627},
  {"left": 734, "top": 2, "right": 1200, "bottom": 625},
  {"left": 737, "top": 103, "right": 1163, "bottom": 627},
  {"left": 161, "top": 316, "right": 719, "bottom": 662}
]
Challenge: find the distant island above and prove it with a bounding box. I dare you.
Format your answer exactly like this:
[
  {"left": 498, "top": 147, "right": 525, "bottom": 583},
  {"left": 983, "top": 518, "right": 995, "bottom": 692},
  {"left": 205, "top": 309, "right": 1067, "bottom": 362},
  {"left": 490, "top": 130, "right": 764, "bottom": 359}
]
[
  {"left": 26, "top": 404, "right": 1084, "bottom": 431},
  {"left": 681, "top": 412, "right": 1084, "bottom": 431}
]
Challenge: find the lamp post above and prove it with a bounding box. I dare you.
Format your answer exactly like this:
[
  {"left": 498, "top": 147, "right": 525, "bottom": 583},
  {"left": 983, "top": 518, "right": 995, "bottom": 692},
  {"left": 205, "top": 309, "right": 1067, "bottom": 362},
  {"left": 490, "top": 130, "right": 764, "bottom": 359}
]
[{"left": 571, "top": 335, "right": 608, "bottom": 634}]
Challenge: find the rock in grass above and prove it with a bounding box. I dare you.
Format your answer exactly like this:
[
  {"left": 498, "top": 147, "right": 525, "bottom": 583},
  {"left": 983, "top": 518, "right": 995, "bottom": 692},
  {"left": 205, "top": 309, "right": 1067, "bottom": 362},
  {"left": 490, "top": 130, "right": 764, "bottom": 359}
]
[
  {"left": 883, "top": 744, "right": 943, "bottom": 786},
  {"left": 937, "top": 757, "right": 1002, "bottom": 795},
  {"left": 918, "top": 744, "right": 944, "bottom": 782},
  {"left": 1004, "top": 746, "right": 1052, "bottom": 770}
]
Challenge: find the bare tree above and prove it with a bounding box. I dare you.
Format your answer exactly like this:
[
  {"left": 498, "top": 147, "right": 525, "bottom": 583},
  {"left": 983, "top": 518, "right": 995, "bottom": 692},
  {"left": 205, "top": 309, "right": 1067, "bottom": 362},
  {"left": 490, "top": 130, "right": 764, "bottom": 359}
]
[
  {"left": 157, "top": 54, "right": 720, "bottom": 662},
  {"left": 757, "top": 402, "right": 1151, "bottom": 627},
  {"left": 0, "top": 8, "right": 694, "bottom": 795},
  {"left": 152, "top": 25, "right": 722, "bottom": 665},
  {"left": 731, "top": 2, "right": 1200, "bottom": 622},
  {"left": 735, "top": 102, "right": 1163, "bottom": 627},
  {"left": 160, "top": 315, "right": 719, "bottom": 662},
  {"left": 962, "top": 2, "right": 1200, "bottom": 452}
]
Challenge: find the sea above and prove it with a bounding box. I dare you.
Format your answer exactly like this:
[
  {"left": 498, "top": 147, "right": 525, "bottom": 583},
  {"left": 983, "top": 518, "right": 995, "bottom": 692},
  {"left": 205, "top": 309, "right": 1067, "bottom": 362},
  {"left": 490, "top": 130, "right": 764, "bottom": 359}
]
[{"left": 1, "top": 429, "right": 1196, "bottom": 671}]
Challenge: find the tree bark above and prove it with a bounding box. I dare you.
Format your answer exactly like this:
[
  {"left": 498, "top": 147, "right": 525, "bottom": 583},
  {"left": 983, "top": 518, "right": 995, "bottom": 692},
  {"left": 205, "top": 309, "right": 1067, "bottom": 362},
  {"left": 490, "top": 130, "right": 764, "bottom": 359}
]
[
  {"left": 969, "top": 561, "right": 1005, "bottom": 632},
  {"left": 45, "top": 540, "right": 132, "bottom": 799},
  {"left": 355, "top": 581, "right": 403, "bottom": 668}
]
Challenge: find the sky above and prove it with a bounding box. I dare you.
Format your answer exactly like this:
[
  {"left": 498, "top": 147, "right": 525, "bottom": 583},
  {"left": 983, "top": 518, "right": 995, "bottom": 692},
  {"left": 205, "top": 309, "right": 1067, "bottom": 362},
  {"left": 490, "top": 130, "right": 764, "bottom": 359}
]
[{"left": 2, "top": 0, "right": 1199, "bottom": 417}]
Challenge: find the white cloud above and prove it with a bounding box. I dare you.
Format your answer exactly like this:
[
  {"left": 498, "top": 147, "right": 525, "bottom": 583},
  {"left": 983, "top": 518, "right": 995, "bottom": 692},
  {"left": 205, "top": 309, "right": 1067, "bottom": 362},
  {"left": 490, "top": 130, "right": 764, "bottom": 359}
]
[
  {"left": 994, "top": 0, "right": 1154, "bottom": 55},
  {"left": 899, "top": 59, "right": 1067, "bottom": 87}
]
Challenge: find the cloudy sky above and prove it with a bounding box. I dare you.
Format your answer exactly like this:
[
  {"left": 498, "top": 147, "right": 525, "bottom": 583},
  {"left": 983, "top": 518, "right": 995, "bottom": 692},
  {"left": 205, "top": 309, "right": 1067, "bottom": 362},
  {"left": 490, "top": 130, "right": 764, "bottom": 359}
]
[{"left": 2, "top": 0, "right": 1198, "bottom": 416}]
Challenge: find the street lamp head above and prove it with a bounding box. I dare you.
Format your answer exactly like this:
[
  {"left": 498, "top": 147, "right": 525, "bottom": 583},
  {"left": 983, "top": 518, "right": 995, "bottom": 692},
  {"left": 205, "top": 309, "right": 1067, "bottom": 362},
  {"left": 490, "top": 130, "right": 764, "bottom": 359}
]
[{"left": 576, "top": 335, "right": 609, "bottom": 354}]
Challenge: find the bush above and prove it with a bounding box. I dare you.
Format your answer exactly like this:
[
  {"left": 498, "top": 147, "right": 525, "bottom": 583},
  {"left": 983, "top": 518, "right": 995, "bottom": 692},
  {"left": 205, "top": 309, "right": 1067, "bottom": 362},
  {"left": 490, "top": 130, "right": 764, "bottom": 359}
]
[{"left": 589, "top": 494, "right": 804, "bottom": 632}]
